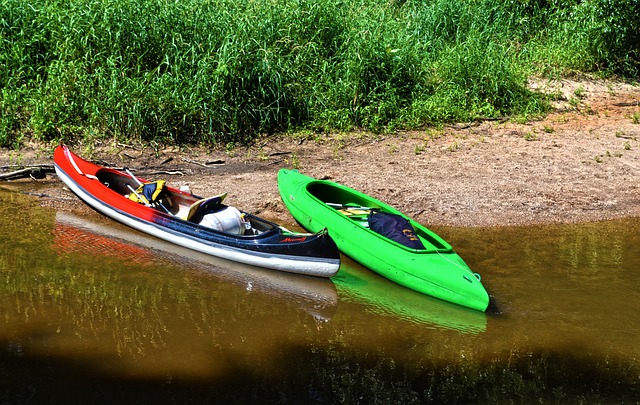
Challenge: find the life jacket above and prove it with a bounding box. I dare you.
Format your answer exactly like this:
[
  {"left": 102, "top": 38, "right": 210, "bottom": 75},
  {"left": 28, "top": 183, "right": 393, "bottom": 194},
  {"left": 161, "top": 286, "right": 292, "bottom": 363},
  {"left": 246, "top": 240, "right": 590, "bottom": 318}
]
[{"left": 128, "top": 180, "right": 167, "bottom": 205}]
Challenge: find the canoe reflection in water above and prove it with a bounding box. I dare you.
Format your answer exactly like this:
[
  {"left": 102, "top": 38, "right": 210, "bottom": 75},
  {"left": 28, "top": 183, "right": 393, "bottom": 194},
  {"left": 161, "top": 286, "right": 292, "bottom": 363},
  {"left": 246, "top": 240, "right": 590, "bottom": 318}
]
[{"left": 53, "top": 211, "right": 338, "bottom": 324}]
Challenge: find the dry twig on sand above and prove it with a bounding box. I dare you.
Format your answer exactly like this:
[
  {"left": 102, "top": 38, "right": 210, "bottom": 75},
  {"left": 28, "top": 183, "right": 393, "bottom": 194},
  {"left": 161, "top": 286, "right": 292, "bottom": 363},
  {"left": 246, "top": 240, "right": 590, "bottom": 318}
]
[{"left": 0, "top": 165, "right": 55, "bottom": 180}]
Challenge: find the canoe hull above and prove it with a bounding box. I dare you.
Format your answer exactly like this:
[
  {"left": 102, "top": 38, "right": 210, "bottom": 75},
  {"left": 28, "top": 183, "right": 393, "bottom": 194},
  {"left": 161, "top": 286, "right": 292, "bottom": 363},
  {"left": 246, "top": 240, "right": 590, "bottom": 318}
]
[
  {"left": 277, "top": 169, "right": 489, "bottom": 311},
  {"left": 54, "top": 146, "right": 340, "bottom": 277}
]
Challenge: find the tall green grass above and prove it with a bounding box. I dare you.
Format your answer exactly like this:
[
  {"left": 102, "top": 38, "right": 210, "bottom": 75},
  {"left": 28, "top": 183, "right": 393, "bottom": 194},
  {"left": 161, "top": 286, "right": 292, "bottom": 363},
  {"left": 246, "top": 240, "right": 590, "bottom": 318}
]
[
  {"left": 536, "top": 0, "right": 640, "bottom": 75},
  {"left": 1, "top": 0, "right": 638, "bottom": 147}
]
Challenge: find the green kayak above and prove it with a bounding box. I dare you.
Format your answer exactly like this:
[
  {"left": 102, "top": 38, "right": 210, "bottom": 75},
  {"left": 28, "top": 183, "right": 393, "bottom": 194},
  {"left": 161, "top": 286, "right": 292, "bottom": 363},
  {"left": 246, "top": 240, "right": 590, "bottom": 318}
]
[{"left": 277, "top": 169, "right": 490, "bottom": 312}]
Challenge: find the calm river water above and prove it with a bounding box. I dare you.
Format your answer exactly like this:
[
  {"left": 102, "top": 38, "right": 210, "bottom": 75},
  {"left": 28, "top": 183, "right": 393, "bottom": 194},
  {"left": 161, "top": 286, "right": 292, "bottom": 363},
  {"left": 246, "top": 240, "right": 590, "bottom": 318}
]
[{"left": 1, "top": 185, "right": 639, "bottom": 404}]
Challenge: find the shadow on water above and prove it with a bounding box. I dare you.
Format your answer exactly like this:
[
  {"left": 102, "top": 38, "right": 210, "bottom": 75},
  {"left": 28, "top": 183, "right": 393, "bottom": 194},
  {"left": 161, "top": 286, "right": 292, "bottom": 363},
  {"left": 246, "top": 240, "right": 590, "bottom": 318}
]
[
  {"left": 1, "top": 185, "right": 640, "bottom": 403},
  {"left": 2, "top": 337, "right": 638, "bottom": 404}
]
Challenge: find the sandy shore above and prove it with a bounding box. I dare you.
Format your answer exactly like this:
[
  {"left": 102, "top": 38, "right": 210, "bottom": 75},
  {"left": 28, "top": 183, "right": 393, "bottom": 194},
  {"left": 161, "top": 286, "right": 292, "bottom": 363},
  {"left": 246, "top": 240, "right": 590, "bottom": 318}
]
[{"left": 2, "top": 78, "right": 639, "bottom": 228}]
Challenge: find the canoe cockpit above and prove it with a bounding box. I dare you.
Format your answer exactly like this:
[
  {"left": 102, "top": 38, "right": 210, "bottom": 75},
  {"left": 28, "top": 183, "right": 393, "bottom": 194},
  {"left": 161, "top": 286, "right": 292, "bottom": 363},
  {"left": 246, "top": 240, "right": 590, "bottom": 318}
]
[
  {"left": 95, "top": 169, "right": 275, "bottom": 236},
  {"left": 308, "top": 181, "right": 453, "bottom": 253}
]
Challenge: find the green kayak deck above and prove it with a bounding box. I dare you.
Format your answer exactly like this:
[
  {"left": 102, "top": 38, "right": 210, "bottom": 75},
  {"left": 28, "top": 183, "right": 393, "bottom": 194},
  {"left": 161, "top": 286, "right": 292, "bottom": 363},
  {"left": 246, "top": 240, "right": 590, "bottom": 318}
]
[{"left": 277, "top": 169, "right": 490, "bottom": 312}]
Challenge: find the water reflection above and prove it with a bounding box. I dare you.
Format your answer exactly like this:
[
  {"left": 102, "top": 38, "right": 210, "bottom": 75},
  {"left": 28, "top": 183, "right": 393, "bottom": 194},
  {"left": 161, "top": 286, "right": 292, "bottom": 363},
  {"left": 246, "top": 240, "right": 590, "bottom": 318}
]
[
  {"left": 442, "top": 220, "right": 640, "bottom": 353},
  {"left": 1, "top": 188, "right": 337, "bottom": 379},
  {"left": 54, "top": 211, "right": 338, "bottom": 324},
  {"left": 334, "top": 257, "right": 487, "bottom": 334},
  {"left": 2, "top": 186, "right": 640, "bottom": 403}
]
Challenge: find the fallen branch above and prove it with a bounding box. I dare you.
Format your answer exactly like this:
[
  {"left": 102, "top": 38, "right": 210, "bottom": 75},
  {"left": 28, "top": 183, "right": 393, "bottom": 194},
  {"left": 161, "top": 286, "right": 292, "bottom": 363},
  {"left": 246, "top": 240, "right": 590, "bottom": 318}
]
[
  {"left": 181, "top": 156, "right": 225, "bottom": 167},
  {"left": 146, "top": 170, "right": 186, "bottom": 176},
  {"left": 0, "top": 163, "right": 54, "bottom": 170},
  {"left": 615, "top": 133, "right": 637, "bottom": 140},
  {"left": 452, "top": 117, "right": 509, "bottom": 130},
  {"left": 269, "top": 151, "right": 291, "bottom": 157},
  {"left": 0, "top": 165, "right": 55, "bottom": 180}
]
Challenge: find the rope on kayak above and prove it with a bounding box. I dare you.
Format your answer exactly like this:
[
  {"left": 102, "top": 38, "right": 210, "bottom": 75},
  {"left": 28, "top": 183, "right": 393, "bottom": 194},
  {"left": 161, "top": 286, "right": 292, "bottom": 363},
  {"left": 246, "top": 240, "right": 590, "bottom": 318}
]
[
  {"left": 435, "top": 250, "right": 483, "bottom": 282},
  {"left": 435, "top": 250, "right": 465, "bottom": 269},
  {"left": 65, "top": 146, "right": 98, "bottom": 180}
]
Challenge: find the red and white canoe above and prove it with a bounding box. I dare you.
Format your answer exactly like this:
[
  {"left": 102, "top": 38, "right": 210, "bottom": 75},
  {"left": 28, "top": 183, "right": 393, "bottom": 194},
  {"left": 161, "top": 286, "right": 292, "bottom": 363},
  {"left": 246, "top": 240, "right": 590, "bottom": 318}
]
[{"left": 53, "top": 145, "right": 340, "bottom": 277}]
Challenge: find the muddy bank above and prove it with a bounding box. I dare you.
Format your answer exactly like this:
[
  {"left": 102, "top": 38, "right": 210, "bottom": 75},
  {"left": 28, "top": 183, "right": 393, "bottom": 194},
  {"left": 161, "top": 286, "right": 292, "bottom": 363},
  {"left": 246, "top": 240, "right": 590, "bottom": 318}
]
[{"left": 2, "top": 79, "right": 639, "bottom": 228}]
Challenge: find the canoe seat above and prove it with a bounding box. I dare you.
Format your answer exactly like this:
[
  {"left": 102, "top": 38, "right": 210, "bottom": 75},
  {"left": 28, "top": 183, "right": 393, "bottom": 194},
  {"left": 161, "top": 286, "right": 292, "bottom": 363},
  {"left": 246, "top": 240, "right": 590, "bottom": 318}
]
[
  {"left": 181, "top": 193, "right": 252, "bottom": 235},
  {"left": 180, "top": 193, "right": 228, "bottom": 222}
]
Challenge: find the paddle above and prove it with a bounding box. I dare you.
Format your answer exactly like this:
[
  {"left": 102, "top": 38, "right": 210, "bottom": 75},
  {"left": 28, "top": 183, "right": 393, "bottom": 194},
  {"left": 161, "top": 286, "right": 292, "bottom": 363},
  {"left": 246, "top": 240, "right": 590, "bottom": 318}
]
[
  {"left": 326, "top": 202, "right": 379, "bottom": 215},
  {"left": 326, "top": 202, "right": 379, "bottom": 210},
  {"left": 326, "top": 203, "right": 380, "bottom": 227}
]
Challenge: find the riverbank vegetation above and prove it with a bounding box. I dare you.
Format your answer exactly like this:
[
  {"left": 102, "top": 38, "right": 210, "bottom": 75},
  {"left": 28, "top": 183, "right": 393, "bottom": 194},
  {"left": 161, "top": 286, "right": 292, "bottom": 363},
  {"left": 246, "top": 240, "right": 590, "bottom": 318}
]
[{"left": 1, "top": 0, "right": 638, "bottom": 148}]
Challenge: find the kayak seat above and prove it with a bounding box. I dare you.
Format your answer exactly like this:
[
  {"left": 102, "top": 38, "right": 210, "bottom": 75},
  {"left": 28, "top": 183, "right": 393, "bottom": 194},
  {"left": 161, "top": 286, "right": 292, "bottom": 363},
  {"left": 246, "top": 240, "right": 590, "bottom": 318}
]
[
  {"left": 182, "top": 194, "right": 252, "bottom": 235},
  {"left": 180, "top": 193, "right": 228, "bottom": 222}
]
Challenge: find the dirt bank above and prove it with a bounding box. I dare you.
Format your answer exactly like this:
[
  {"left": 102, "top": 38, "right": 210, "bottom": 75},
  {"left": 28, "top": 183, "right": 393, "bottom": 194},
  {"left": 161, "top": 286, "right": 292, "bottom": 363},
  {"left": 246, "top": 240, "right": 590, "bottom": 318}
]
[{"left": 2, "top": 78, "right": 639, "bottom": 228}]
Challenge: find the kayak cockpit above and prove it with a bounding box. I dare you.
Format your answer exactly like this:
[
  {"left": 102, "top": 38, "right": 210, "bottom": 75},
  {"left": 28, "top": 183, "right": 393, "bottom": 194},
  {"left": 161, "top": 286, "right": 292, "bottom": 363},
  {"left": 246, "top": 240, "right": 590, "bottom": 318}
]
[
  {"left": 307, "top": 182, "right": 374, "bottom": 210},
  {"left": 307, "top": 181, "right": 454, "bottom": 253},
  {"left": 95, "top": 169, "right": 277, "bottom": 236}
]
